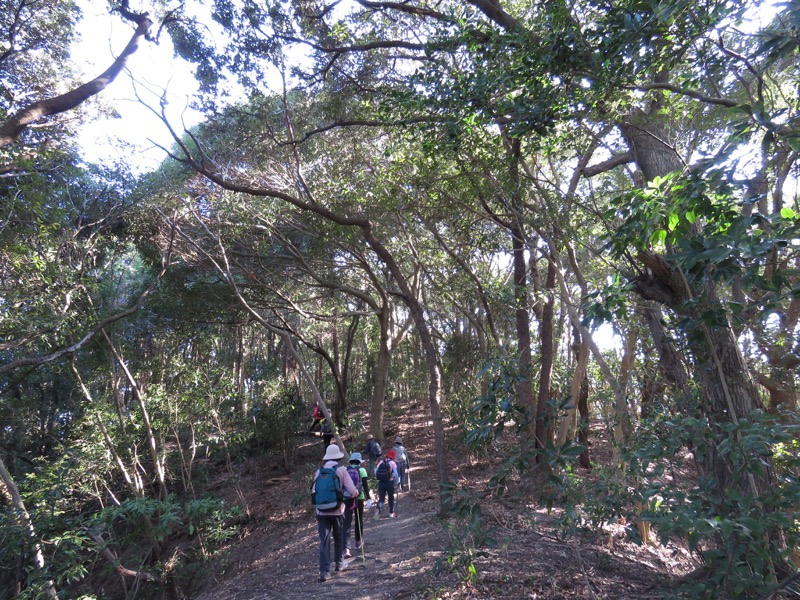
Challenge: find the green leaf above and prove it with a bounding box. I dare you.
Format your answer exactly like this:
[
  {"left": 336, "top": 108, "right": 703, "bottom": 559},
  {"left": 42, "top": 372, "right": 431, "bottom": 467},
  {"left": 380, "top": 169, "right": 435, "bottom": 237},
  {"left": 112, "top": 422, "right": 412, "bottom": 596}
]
[
  {"left": 650, "top": 229, "right": 667, "bottom": 244},
  {"left": 685, "top": 210, "right": 696, "bottom": 224},
  {"left": 668, "top": 212, "right": 679, "bottom": 231},
  {"left": 780, "top": 207, "right": 796, "bottom": 219}
]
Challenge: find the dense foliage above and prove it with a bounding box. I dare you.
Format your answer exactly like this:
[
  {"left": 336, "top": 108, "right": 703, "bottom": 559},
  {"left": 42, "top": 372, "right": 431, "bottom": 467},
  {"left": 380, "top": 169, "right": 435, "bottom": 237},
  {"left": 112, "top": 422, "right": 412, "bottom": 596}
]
[{"left": 1, "top": 0, "right": 799, "bottom": 598}]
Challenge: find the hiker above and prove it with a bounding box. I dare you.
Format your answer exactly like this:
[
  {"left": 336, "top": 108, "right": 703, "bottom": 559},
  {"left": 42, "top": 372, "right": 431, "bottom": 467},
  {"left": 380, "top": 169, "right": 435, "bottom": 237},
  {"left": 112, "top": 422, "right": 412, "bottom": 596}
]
[
  {"left": 321, "top": 420, "right": 333, "bottom": 447},
  {"left": 363, "top": 435, "right": 381, "bottom": 476},
  {"left": 392, "top": 436, "right": 411, "bottom": 492},
  {"left": 342, "top": 452, "right": 371, "bottom": 558},
  {"left": 308, "top": 401, "right": 324, "bottom": 433},
  {"left": 311, "top": 443, "right": 359, "bottom": 582},
  {"left": 374, "top": 449, "right": 401, "bottom": 517}
]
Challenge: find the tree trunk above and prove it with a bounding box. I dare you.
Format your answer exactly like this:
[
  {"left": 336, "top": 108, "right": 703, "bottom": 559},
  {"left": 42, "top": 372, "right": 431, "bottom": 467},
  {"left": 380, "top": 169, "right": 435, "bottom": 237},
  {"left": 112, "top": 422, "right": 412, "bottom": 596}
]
[
  {"left": 370, "top": 307, "right": 392, "bottom": 444},
  {"left": 640, "top": 301, "right": 690, "bottom": 407},
  {"left": 0, "top": 454, "right": 58, "bottom": 599},
  {"left": 342, "top": 312, "right": 359, "bottom": 408},
  {"left": 534, "top": 259, "right": 556, "bottom": 460},
  {"left": 622, "top": 91, "right": 776, "bottom": 500},
  {"left": 576, "top": 371, "right": 592, "bottom": 470},
  {"left": 557, "top": 323, "right": 590, "bottom": 448},
  {"left": 512, "top": 227, "right": 537, "bottom": 457}
]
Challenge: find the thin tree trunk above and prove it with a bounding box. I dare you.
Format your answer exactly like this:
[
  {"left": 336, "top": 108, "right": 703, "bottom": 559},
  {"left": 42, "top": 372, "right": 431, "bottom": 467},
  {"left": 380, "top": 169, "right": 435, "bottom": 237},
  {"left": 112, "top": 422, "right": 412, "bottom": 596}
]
[
  {"left": 558, "top": 323, "right": 590, "bottom": 448},
  {"left": 576, "top": 371, "right": 592, "bottom": 469},
  {"left": 534, "top": 259, "right": 556, "bottom": 460},
  {"left": 0, "top": 455, "right": 58, "bottom": 599},
  {"left": 512, "top": 227, "right": 537, "bottom": 456},
  {"left": 371, "top": 308, "right": 391, "bottom": 444},
  {"left": 103, "top": 330, "right": 169, "bottom": 501}
]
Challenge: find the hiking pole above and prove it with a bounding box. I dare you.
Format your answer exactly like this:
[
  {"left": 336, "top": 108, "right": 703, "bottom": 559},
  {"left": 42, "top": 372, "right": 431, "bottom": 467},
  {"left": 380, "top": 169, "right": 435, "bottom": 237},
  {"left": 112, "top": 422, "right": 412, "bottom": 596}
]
[{"left": 356, "top": 501, "right": 366, "bottom": 565}]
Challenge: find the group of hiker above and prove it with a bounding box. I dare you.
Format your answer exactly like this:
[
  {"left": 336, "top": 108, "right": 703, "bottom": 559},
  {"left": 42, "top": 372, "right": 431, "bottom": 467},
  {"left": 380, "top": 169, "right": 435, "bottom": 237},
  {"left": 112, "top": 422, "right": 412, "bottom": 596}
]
[{"left": 310, "top": 432, "right": 412, "bottom": 583}]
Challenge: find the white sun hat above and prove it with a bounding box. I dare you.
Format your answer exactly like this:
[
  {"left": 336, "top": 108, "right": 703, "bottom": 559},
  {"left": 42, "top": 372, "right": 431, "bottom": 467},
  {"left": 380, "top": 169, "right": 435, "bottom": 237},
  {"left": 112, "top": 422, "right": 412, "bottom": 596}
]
[{"left": 323, "top": 443, "right": 345, "bottom": 461}]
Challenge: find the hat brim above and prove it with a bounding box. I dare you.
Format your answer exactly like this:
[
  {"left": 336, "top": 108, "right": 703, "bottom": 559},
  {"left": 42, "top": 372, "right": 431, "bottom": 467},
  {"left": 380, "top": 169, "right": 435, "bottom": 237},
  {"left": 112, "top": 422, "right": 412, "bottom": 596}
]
[{"left": 323, "top": 447, "right": 345, "bottom": 461}]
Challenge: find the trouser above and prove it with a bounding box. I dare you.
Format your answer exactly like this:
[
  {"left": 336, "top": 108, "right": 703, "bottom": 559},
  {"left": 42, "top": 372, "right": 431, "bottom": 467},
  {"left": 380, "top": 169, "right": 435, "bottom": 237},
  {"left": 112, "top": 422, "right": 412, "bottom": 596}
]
[
  {"left": 316, "top": 513, "right": 344, "bottom": 575},
  {"left": 343, "top": 499, "right": 365, "bottom": 549},
  {"left": 396, "top": 462, "right": 408, "bottom": 490},
  {"left": 377, "top": 480, "right": 396, "bottom": 513}
]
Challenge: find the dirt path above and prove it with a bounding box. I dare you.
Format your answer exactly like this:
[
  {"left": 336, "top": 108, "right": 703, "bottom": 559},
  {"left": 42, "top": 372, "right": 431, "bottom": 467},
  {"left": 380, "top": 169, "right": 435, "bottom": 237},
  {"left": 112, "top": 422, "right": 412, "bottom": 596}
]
[
  {"left": 191, "top": 417, "right": 692, "bottom": 599},
  {"left": 194, "top": 486, "right": 453, "bottom": 600},
  {"left": 193, "top": 414, "right": 458, "bottom": 600}
]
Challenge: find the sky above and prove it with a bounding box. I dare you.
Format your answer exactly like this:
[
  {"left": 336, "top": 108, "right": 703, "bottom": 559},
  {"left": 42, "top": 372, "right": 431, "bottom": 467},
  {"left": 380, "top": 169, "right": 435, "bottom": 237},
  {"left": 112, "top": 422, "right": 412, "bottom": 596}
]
[{"left": 72, "top": 1, "right": 205, "bottom": 173}]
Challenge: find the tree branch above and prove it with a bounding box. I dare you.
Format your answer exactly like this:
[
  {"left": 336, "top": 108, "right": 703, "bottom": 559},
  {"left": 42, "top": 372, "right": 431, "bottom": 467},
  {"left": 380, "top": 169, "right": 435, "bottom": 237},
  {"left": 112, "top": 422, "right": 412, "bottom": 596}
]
[
  {"left": 355, "top": 0, "right": 453, "bottom": 22},
  {"left": 0, "top": 8, "right": 152, "bottom": 148},
  {"left": 581, "top": 152, "right": 632, "bottom": 177},
  {"left": 628, "top": 83, "right": 740, "bottom": 109},
  {"left": 0, "top": 267, "right": 167, "bottom": 376},
  {"left": 284, "top": 116, "right": 444, "bottom": 145}
]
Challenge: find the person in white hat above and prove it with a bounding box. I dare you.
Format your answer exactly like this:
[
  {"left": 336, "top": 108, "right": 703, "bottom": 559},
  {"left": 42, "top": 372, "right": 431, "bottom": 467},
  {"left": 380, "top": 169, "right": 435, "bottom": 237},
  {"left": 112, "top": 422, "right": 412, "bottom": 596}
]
[{"left": 311, "top": 443, "right": 359, "bottom": 582}]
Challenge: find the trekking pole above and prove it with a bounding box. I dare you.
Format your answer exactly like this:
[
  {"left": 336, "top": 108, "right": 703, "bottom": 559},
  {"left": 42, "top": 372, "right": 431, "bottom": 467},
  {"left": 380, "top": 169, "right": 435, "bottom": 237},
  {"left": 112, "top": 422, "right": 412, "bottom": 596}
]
[{"left": 357, "top": 502, "right": 366, "bottom": 564}]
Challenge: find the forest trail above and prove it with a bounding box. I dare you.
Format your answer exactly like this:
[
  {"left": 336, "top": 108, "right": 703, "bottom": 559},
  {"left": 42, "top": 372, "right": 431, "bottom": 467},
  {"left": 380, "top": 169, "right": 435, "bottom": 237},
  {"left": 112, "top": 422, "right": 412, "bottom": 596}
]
[
  {"left": 194, "top": 489, "right": 451, "bottom": 600},
  {"left": 191, "top": 413, "right": 693, "bottom": 600},
  {"left": 192, "top": 410, "right": 461, "bottom": 600}
]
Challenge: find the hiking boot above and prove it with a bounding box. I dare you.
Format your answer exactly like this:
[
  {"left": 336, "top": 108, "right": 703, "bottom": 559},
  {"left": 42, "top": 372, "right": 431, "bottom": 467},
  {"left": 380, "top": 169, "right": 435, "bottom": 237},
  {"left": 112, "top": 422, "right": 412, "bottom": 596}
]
[
  {"left": 344, "top": 548, "right": 352, "bottom": 559},
  {"left": 355, "top": 541, "right": 362, "bottom": 550},
  {"left": 389, "top": 512, "right": 397, "bottom": 518},
  {"left": 318, "top": 572, "right": 329, "bottom": 583},
  {"left": 335, "top": 560, "right": 349, "bottom": 572}
]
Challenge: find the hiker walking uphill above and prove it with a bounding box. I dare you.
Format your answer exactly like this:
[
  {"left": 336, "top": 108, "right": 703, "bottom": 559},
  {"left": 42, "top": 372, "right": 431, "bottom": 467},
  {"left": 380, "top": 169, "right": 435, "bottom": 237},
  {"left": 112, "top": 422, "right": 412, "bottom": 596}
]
[
  {"left": 311, "top": 444, "right": 359, "bottom": 583},
  {"left": 320, "top": 420, "right": 333, "bottom": 447},
  {"left": 342, "top": 452, "right": 371, "bottom": 559},
  {"left": 374, "top": 450, "right": 401, "bottom": 518},
  {"left": 364, "top": 435, "right": 381, "bottom": 477},
  {"left": 392, "top": 436, "right": 411, "bottom": 492},
  {"left": 308, "top": 401, "right": 324, "bottom": 433}
]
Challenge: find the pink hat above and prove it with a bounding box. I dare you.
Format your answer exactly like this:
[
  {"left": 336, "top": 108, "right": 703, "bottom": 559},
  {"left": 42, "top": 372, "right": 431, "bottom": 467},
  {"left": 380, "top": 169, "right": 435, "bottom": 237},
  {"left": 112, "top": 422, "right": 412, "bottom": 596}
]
[{"left": 386, "top": 449, "right": 397, "bottom": 460}]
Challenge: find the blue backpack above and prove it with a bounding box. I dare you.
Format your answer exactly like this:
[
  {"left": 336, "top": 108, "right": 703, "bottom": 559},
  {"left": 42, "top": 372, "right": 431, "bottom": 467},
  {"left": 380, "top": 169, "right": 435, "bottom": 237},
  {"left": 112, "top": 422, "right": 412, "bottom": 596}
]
[{"left": 312, "top": 467, "right": 343, "bottom": 510}]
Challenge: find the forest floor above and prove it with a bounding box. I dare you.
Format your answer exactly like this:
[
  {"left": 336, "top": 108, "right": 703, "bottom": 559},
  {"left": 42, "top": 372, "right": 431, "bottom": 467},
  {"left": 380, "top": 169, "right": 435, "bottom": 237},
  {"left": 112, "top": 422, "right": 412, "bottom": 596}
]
[{"left": 189, "top": 406, "right": 697, "bottom": 600}]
